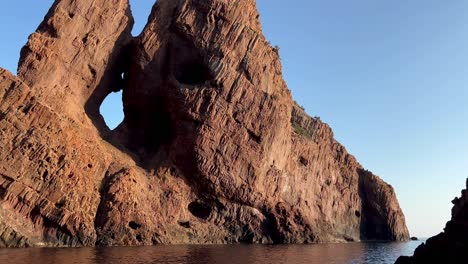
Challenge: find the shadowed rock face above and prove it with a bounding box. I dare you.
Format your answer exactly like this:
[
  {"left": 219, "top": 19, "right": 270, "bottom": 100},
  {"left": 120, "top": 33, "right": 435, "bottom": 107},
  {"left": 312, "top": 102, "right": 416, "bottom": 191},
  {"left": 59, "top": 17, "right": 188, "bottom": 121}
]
[
  {"left": 0, "top": 0, "right": 409, "bottom": 247},
  {"left": 396, "top": 179, "right": 468, "bottom": 264}
]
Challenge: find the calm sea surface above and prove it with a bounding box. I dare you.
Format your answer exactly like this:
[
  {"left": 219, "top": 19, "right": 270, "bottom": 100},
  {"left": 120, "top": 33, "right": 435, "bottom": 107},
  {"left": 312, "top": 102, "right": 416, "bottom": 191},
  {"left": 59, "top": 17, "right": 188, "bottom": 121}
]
[{"left": 0, "top": 241, "right": 423, "bottom": 264}]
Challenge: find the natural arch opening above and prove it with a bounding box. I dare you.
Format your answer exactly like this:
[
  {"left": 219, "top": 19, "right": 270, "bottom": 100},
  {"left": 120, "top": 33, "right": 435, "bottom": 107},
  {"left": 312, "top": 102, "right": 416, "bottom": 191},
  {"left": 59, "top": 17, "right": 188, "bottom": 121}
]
[{"left": 100, "top": 91, "right": 124, "bottom": 130}]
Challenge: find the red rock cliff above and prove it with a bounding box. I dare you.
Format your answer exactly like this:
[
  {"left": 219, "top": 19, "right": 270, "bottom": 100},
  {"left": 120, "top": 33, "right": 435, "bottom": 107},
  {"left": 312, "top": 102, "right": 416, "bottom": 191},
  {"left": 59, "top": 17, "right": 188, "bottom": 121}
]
[{"left": 0, "top": 0, "right": 409, "bottom": 247}]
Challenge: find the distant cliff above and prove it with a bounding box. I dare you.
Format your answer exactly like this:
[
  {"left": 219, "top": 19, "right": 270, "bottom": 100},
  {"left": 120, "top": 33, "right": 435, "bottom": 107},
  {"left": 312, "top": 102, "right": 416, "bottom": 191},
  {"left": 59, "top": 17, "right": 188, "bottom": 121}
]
[
  {"left": 396, "top": 179, "right": 468, "bottom": 264},
  {"left": 0, "top": 0, "right": 409, "bottom": 247}
]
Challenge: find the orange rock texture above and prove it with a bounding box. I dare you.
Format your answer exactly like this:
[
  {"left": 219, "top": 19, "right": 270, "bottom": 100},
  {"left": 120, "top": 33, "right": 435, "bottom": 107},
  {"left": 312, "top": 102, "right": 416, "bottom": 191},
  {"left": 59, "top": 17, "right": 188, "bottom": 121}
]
[{"left": 0, "top": 0, "right": 409, "bottom": 247}]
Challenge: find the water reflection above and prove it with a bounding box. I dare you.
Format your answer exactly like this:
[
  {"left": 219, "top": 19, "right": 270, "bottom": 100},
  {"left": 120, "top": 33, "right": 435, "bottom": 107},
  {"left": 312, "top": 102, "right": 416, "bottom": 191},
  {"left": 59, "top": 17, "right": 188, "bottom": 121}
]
[{"left": 0, "top": 241, "right": 423, "bottom": 264}]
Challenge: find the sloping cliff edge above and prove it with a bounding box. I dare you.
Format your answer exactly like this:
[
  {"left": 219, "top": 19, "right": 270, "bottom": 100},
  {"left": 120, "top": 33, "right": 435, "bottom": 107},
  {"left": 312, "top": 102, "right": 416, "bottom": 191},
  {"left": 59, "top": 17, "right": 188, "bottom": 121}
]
[
  {"left": 0, "top": 0, "right": 409, "bottom": 247},
  {"left": 396, "top": 179, "right": 468, "bottom": 264}
]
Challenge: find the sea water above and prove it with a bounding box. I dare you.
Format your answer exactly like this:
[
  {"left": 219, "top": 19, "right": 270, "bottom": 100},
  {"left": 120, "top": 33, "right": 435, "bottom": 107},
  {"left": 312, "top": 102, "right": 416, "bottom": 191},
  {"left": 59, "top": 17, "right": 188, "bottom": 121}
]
[{"left": 0, "top": 240, "right": 423, "bottom": 264}]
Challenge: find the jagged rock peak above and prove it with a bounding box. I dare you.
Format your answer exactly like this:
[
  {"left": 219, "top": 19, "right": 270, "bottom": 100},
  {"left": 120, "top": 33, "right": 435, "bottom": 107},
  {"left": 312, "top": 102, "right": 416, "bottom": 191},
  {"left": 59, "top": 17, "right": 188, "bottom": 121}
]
[{"left": 18, "top": 0, "right": 134, "bottom": 126}]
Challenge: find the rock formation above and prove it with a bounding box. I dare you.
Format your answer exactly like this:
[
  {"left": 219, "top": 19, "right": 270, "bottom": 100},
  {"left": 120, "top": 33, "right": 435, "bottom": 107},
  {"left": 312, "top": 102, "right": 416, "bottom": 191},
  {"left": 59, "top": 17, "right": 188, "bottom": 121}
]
[
  {"left": 0, "top": 0, "right": 409, "bottom": 247},
  {"left": 396, "top": 179, "right": 468, "bottom": 264}
]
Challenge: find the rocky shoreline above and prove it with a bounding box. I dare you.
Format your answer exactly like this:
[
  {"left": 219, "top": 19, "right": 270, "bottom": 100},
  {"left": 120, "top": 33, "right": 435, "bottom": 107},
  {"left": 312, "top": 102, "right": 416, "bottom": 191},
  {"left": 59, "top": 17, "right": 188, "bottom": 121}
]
[{"left": 396, "top": 179, "right": 468, "bottom": 264}]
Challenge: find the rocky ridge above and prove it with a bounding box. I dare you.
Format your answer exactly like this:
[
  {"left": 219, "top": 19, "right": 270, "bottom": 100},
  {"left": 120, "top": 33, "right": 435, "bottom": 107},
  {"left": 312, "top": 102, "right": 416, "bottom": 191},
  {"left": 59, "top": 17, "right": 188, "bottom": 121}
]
[
  {"left": 396, "top": 179, "right": 468, "bottom": 264},
  {"left": 0, "top": 0, "right": 409, "bottom": 247}
]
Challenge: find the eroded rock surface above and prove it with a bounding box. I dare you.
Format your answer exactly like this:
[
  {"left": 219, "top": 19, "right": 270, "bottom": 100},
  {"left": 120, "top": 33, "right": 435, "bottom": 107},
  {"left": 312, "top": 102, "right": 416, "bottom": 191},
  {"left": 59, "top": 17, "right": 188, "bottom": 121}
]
[
  {"left": 396, "top": 179, "right": 468, "bottom": 264},
  {"left": 0, "top": 0, "right": 409, "bottom": 247}
]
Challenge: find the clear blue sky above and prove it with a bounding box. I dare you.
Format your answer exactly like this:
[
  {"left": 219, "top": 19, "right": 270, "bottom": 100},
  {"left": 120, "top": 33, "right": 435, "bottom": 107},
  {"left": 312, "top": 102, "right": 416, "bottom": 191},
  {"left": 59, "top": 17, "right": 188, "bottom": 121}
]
[{"left": 1, "top": 0, "right": 467, "bottom": 238}]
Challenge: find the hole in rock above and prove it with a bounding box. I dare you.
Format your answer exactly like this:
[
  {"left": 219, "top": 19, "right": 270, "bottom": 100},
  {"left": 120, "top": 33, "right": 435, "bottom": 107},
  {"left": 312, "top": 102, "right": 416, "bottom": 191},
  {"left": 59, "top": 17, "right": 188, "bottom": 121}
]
[
  {"left": 136, "top": 234, "right": 142, "bottom": 242},
  {"left": 299, "top": 156, "right": 309, "bottom": 166},
  {"left": 178, "top": 221, "right": 191, "bottom": 229},
  {"left": 100, "top": 91, "right": 124, "bottom": 130},
  {"left": 175, "top": 60, "right": 211, "bottom": 86},
  {"left": 128, "top": 0, "right": 156, "bottom": 36},
  {"left": 128, "top": 221, "right": 142, "bottom": 230},
  {"left": 247, "top": 129, "right": 261, "bottom": 144},
  {"left": 55, "top": 199, "right": 65, "bottom": 209},
  {"left": 42, "top": 170, "right": 49, "bottom": 180},
  {"left": 355, "top": 210, "right": 361, "bottom": 218},
  {"left": 188, "top": 201, "right": 212, "bottom": 220}
]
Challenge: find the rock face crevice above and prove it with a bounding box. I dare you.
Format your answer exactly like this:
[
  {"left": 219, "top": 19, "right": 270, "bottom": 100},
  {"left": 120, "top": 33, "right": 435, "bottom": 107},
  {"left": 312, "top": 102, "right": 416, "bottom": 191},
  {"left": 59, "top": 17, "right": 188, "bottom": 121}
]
[{"left": 0, "top": 0, "right": 409, "bottom": 247}]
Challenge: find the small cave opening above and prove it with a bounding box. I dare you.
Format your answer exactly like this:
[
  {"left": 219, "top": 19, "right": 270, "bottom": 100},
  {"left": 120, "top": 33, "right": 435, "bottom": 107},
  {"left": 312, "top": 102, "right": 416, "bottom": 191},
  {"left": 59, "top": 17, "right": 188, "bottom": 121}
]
[
  {"left": 175, "top": 60, "right": 211, "bottom": 86},
  {"left": 239, "top": 225, "right": 255, "bottom": 244},
  {"left": 188, "top": 201, "right": 212, "bottom": 220},
  {"left": 136, "top": 234, "right": 143, "bottom": 242},
  {"left": 100, "top": 90, "right": 124, "bottom": 130},
  {"left": 128, "top": 221, "right": 142, "bottom": 230},
  {"left": 239, "top": 233, "right": 255, "bottom": 244}
]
